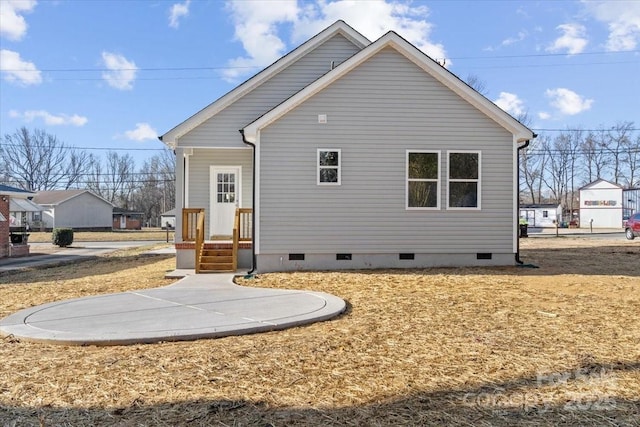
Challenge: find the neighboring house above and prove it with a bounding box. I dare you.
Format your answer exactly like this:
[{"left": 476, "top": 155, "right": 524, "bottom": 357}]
[
  {"left": 579, "top": 179, "right": 623, "bottom": 228},
  {"left": 113, "top": 207, "right": 143, "bottom": 230},
  {"left": 10, "top": 197, "right": 43, "bottom": 228},
  {"left": 0, "top": 184, "right": 36, "bottom": 258},
  {"left": 32, "top": 190, "right": 114, "bottom": 231},
  {"left": 160, "top": 21, "right": 534, "bottom": 273},
  {"left": 160, "top": 208, "right": 176, "bottom": 229},
  {"left": 520, "top": 204, "right": 562, "bottom": 228}
]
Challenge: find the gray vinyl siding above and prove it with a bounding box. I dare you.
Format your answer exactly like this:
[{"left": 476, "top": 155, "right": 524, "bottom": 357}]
[
  {"left": 52, "top": 193, "right": 112, "bottom": 229},
  {"left": 259, "top": 47, "right": 515, "bottom": 254},
  {"left": 178, "top": 34, "right": 361, "bottom": 148},
  {"left": 187, "top": 148, "right": 253, "bottom": 233}
]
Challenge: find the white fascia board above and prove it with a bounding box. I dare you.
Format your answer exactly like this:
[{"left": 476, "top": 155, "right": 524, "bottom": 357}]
[
  {"left": 160, "top": 21, "right": 370, "bottom": 148},
  {"left": 0, "top": 190, "right": 35, "bottom": 199},
  {"left": 244, "top": 32, "right": 535, "bottom": 144}
]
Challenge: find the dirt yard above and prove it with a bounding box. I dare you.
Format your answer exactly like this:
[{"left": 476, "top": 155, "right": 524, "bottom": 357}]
[{"left": 0, "top": 237, "right": 638, "bottom": 426}]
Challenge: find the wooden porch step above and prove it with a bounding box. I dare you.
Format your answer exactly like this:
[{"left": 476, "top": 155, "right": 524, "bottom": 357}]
[
  {"left": 201, "top": 249, "right": 233, "bottom": 257},
  {"left": 201, "top": 255, "right": 233, "bottom": 263},
  {"left": 199, "top": 262, "right": 234, "bottom": 271}
]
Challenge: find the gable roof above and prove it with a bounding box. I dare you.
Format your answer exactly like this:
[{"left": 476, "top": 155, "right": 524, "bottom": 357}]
[
  {"left": 10, "top": 198, "right": 42, "bottom": 212},
  {"left": 243, "top": 31, "right": 534, "bottom": 143},
  {"left": 33, "top": 190, "right": 114, "bottom": 207},
  {"left": 579, "top": 178, "right": 623, "bottom": 190},
  {"left": 0, "top": 184, "right": 35, "bottom": 198},
  {"left": 160, "top": 20, "right": 370, "bottom": 148}
]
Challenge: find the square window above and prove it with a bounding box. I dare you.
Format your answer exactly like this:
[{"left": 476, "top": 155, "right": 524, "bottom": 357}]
[
  {"left": 407, "top": 151, "right": 440, "bottom": 209},
  {"left": 318, "top": 149, "right": 341, "bottom": 185}
]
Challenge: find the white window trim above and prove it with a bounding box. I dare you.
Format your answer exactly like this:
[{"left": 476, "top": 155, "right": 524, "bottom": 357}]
[
  {"left": 317, "top": 148, "right": 341, "bottom": 186},
  {"left": 406, "top": 150, "right": 440, "bottom": 210},
  {"left": 447, "top": 150, "right": 481, "bottom": 210}
]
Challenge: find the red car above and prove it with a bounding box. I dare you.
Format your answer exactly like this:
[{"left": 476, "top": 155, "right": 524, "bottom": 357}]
[{"left": 625, "top": 212, "right": 640, "bottom": 240}]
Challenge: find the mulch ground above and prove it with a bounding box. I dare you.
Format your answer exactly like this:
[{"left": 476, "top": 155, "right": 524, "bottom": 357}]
[{"left": 0, "top": 238, "right": 639, "bottom": 426}]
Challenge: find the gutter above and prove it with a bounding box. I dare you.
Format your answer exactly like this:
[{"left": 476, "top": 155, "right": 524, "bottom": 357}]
[
  {"left": 515, "top": 136, "right": 535, "bottom": 265},
  {"left": 239, "top": 129, "right": 257, "bottom": 275}
]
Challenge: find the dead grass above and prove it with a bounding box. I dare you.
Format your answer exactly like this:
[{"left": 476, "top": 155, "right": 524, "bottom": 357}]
[
  {"left": 27, "top": 229, "right": 175, "bottom": 243},
  {"left": 1, "top": 238, "right": 639, "bottom": 426}
]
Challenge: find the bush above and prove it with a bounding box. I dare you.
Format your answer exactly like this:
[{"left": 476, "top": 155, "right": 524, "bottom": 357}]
[{"left": 52, "top": 228, "right": 74, "bottom": 247}]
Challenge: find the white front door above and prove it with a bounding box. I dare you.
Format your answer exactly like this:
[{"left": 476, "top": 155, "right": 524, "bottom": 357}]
[{"left": 210, "top": 166, "right": 241, "bottom": 238}]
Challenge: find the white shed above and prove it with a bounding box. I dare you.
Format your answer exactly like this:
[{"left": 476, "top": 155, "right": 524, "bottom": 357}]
[
  {"left": 160, "top": 208, "right": 176, "bottom": 229},
  {"left": 579, "top": 179, "right": 623, "bottom": 228},
  {"left": 520, "top": 204, "right": 562, "bottom": 228}
]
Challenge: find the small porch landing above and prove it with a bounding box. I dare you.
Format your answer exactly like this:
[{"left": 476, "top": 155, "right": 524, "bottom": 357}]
[{"left": 181, "top": 208, "right": 252, "bottom": 273}]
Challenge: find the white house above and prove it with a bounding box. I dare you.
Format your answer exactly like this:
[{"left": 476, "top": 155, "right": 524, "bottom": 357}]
[
  {"left": 579, "top": 179, "right": 623, "bottom": 228},
  {"left": 9, "top": 197, "right": 43, "bottom": 228},
  {"left": 160, "top": 208, "right": 176, "bottom": 229},
  {"left": 160, "top": 21, "right": 535, "bottom": 273},
  {"left": 32, "top": 190, "right": 114, "bottom": 230},
  {"left": 520, "top": 204, "right": 562, "bottom": 228}
]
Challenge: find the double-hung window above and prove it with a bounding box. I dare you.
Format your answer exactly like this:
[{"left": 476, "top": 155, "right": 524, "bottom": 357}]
[
  {"left": 318, "top": 149, "right": 341, "bottom": 185},
  {"left": 406, "top": 151, "right": 440, "bottom": 209},
  {"left": 447, "top": 151, "right": 480, "bottom": 209}
]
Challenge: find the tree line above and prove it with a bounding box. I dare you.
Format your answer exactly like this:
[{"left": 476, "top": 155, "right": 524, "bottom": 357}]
[
  {"left": 520, "top": 121, "right": 639, "bottom": 214},
  {"left": 1, "top": 127, "right": 175, "bottom": 227}
]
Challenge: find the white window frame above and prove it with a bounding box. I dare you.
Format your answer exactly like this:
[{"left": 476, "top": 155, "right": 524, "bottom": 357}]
[
  {"left": 447, "top": 150, "right": 481, "bottom": 210},
  {"left": 317, "top": 149, "right": 341, "bottom": 186},
  {"left": 406, "top": 150, "right": 440, "bottom": 210}
]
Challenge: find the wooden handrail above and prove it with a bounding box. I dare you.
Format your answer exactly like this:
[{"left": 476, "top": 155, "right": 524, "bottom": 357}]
[
  {"left": 182, "top": 208, "right": 204, "bottom": 241},
  {"left": 232, "top": 208, "right": 240, "bottom": 271},
  {"left": 195, "top": 210, "right": 205, "bottom": 274},
  {"left": 238, "top": 208, "right": 252, "bottom": 241}
]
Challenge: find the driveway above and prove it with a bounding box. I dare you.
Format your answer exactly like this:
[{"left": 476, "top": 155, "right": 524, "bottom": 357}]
[{"left": 0, "top": 241, "right": 165, "bottom": 272}]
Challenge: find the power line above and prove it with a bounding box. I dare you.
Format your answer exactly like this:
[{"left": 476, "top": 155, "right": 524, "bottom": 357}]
[
  {"left": 533, "top": 128, "right": 640, "bottom": 132},
  {"left": 2, "top": 49, "right": 636, "bottom": 73},
  {"left": 0, "top": 142, "right": 169, "bottom": 152}
]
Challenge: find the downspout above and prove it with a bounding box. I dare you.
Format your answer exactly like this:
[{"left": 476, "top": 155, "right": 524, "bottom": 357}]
[
  {"left": 239, "top": 129, "right": 257, "bottom": 275},
  {"left": 515, "top": 137, "right": 533, "bottom": 265}
]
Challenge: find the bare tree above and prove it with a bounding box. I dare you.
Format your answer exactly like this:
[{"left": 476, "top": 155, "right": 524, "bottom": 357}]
[
  {"left": 130, "top": 150, "right": 175, "bottom": 226},
  {"left": 541, "top": 134, "right": 572, "bottom": 205},
  {"left": 605, "top": 121, "right": 634, "bottom": 185},
  {"left": 0, "top": 127, "right": 92, "bottom": 191},
  {"left": 520, "top": 135, "right": 549, "bottom": 204},
  {"left": 581, "top": 130, "right": 610, "bottom": 183},
  {"left": 465, "top": 74, "right": 489, "bottom": 96},
  {"left": 618, "top": 122, "right": 639, "bottom": 188},
  {"left": 87, "top": 152, "right": 136, "bottom": 206}
]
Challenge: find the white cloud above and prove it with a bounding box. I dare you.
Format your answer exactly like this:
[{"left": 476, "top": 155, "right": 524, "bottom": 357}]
[
  {"left": 101, "top": 51, "right": 137, "bottom": 90},
  {"left": 545, "top": 88, "right": 593, "bottom": 115},
  {"left": 295, "top": 0, "right": 447, "bottom": 62},
  {"left": 222, "top": 0, "right": 447, "bottom": 81},
  {"left": 584, "top": 1, "right": 640, "bottom": 51},
  {"left": 223, "top": 0, "right": 298, "bottom": 81},
  {"left": 0, "top": 49, "right": 41, "bottom": 85},
  {"left": 538, "top": 111, "right": 551, "bottom": 120},
  {"left": 502, "top": 30, "right": 527, "bottom": 47},
  {"left": 494, "top": 92, "right": 525, "bottom": 116},
  {"left": 0, "top": 0, "right": 37, "bottom": 41},
  {"left": 124, "top": 123, "right": 157, "bottom": 141},
  {"left": 10, "top": 109, "right": 88, "bottom": 126},
  {"left": 169, "top": 0, "right": 190, "bottom": 29},
  {"left": 546, "top": 23, "right": 588, "bottom": 54}
]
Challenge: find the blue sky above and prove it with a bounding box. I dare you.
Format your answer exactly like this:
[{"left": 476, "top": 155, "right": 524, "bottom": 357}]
[{"left": 1, "top": 0, "right": 638, "bottom": 165}]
